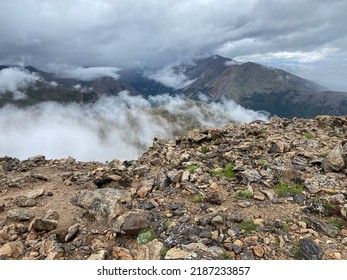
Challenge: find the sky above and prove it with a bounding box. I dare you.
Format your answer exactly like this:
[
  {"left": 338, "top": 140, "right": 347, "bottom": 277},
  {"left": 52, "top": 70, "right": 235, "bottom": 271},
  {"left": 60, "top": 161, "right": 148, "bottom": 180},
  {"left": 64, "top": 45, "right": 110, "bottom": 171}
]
[{"left": 0, "top": 0, "right": 346, "bottom": 90}]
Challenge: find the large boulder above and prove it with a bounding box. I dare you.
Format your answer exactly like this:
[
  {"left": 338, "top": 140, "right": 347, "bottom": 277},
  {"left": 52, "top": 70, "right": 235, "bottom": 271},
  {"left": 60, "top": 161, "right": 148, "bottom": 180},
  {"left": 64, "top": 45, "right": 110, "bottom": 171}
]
[
  {"left": 70, "top": 188, "right": 130, "bottom": 223},
  {"left": 322, "top": 141, "right": 347, "bottom": 172}
]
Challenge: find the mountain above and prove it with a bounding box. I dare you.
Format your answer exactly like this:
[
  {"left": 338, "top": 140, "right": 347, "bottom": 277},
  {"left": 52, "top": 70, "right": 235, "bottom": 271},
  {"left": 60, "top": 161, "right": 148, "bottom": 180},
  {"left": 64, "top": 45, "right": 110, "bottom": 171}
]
[
  {"left": 0, "top": 65, "right": 139, "bottom": 107},
  {"left": 1, "top": 56, "right": 347, "bottom": 118},
  {"left": 174, "top": 55, "right": 347, "bottom": 117}
]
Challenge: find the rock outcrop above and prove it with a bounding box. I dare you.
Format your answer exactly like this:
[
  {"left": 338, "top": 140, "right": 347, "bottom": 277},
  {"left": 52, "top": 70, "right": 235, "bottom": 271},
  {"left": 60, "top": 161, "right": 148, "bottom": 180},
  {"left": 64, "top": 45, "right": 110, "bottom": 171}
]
[{"left": 0, "top": 115, "right": 347, "bottom": 260}]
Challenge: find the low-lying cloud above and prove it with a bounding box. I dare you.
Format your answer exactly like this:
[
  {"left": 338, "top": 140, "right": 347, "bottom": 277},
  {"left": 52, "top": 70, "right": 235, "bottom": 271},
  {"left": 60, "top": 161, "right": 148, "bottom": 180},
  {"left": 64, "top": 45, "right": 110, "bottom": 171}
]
[
  {"left": 0, "top": 67, "right": 41, "bottom": 99},
  {"left": 145, "top": 66, "right": 196, "bottom": 89},
  {"left": 56, "top": 66, "right": 120, "bottom": 81},
  {"left": 0, "top": 92, "right": 269, "bottom": 162}
]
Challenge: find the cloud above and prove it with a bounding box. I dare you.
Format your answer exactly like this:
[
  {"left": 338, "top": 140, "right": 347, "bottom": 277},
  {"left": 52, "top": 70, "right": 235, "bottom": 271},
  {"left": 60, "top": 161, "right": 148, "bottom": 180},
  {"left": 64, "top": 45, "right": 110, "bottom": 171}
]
[
  {"left": 55, "top": 66, "right": 120, "bottom": 81},
  {"left": 145, "top": 66, "right": 195, "bottom": 89},
  {"left": 0, "top": 0, "right": 346, "bottom": 89},
  {"left": 0, "top": 92, "right": 269, "bottom": 162},
  {"left": 0, "top": 67, "right": 41, "bottom": 99}
]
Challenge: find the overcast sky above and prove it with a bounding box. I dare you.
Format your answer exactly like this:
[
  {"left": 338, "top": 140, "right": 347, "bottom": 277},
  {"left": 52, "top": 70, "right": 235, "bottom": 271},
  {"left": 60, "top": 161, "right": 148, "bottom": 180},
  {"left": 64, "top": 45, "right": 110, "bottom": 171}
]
[{"left": 0, "top": 0, "right": 346, "bottom": 90}]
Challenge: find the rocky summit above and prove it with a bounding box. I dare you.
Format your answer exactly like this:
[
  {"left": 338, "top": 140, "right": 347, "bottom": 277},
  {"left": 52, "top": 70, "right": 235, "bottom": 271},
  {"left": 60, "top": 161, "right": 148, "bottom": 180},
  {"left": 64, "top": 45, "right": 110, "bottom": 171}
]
[{"left": 1, "top": 115, "right": 347, "bottom": 260}]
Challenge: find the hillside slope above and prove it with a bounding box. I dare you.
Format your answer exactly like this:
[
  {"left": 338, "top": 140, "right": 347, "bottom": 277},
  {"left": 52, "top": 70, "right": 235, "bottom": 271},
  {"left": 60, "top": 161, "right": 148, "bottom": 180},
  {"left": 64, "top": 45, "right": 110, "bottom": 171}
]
[{"left": 1, "top": 115, "right": 347, "bottom": 260}]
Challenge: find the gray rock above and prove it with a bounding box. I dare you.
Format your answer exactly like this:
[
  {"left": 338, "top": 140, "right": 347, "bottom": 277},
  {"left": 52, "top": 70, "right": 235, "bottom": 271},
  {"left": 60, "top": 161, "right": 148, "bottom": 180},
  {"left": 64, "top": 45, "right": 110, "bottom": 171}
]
[
  {"left": 70, "top": 189, "right": 129, "bottom": 223},
  {"left": 322, "top": 141, "right": 347, "bottom": 172},
  {"left": 211, "top": 215, "right": 224, "bottom": 226},
  {"left": 307, "top": 218, "right": 339, "bottom": 238},
  {"left": 167, "top": 170, "right": 183, "bottom": 183},
  {"left": 29, "top": 218, "right": 58, "bottom": 232},
  {"left": 65, "top": 223, "right": 80, "bottom": 242},
  {"left": 293, "top": 193, "right": 306, "bottom": 206},
  {"left": 240, "top": 169, "right": 261, "bottom": 182},
  {"left": 300, "top": 239, "right": 323, "bottom": 260},
  {"left": 26, "top": 188, "right": 45, "bottom": 199},
  {"left": 7, "top": 208, "right": 34, "bottom": 221},
  {"left": 114, "top": 210, "right": 153, "bottom": 235}
]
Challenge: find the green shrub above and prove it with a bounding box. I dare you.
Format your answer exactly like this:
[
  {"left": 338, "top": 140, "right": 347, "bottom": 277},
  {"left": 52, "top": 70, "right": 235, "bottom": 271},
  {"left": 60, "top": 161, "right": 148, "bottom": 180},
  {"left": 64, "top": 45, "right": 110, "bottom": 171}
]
[
  {"left": 303, "top": 133, "right": 315, "bottom": 139},
  {"left": 234, "top": 190, "right": 253, "bottom": 200},
  {"left": 276, "top": 183, "right": 303, "bottom": 197},
  {"left": 239, "top": 220, "right": 257, "bottom": 233},
  {"left": 186, "top": 164, "right": 198, "bottom": 171},
  {"left": 200, "top": 146, "right": 209, "bottom": 154},
  {"left": 191, "top": 194, "right": 203, "bottom": 203},
  {"left": 137, "top": 228, "right": 155, "bottom": 244},
  {"left": 212, "top": 162, "right": 236, "bottom": 178}
]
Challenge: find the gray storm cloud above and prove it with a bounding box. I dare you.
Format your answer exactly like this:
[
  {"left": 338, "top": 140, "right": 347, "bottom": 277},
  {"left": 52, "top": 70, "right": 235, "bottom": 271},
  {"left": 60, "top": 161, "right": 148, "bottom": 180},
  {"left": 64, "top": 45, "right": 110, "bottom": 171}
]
[
  {"left": 0, "top": 92, "right": 269, "bottom": 162},
  {"left": 0, "top": 0, "right": 346, "bottom": 90}
]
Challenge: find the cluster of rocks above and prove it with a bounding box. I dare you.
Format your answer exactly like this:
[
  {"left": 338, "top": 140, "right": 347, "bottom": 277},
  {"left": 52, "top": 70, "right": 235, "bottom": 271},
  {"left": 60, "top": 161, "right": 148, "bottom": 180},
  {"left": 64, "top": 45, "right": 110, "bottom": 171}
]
[{"left": 1, "top": 115, "right": 347, "bottom": 260}]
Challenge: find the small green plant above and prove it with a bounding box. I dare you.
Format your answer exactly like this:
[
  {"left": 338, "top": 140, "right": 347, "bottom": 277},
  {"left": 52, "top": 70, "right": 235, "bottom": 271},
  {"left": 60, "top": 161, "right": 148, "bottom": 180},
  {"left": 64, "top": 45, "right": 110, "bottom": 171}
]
[
  {"left": 191, "top": 194, "right": 203, "bottom": 203},
  {"left": 219, "top": 251, "right": 233, "bottom": 260},
  {"left": 281, "top": 221, "right": 289, "bottom": 232},
  {"left": 212, "top": 162, "right": 236, "bottom": 178},
  {"left": 261, "top": 130, "right": 269, "bottom": 135},
  {"left": 234, "top": 190, "right": 253, "bottom": 200},
  {"left": 276, "top": 183, "right": 303, "bottom": 197},
  {"left": 200, "top": 146, "right": 209, "bottom": 154},
  {"left": 160, "top": 246, "right": 169, "bottom": 257},
  {"left": 186, "top": 164, "right": 198, "bottom": 171},
  {"left": 303, "top": 133, "right": 315, "bottom": 139},
  {"left": 323, "top": 202, "right": 337, "bottom": 213},
  {"left": 239, "top": 220, "right": 257, "bottom": 233},
  {"left": 328, "top": 218, "right": 344, "bottom": 229},
  {"left": 137, "top": 228, "right": 155, "bottom": 245},
  {"left": 257, "top": 159, "right": 267, "bottom": 167},
  {"left": 292, "top": 243, "right": 301, "bottom": 259},
  {"left": 164, "top": 220, "right": 172, "bottom": 229}
]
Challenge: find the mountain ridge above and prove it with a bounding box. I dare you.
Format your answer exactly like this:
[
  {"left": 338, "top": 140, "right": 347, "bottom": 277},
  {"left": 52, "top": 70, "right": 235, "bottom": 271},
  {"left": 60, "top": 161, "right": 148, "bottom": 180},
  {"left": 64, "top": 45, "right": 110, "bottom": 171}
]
[{"left": 1, "top": 55, "right": 346, "bottom": 118}]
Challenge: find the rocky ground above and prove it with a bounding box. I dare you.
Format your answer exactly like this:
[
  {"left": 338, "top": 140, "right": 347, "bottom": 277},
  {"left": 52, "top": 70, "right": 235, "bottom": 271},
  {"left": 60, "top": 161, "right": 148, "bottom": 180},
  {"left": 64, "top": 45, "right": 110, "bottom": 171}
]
[{"left": 1, "top": 115, "right": 347, "bottom": 260}]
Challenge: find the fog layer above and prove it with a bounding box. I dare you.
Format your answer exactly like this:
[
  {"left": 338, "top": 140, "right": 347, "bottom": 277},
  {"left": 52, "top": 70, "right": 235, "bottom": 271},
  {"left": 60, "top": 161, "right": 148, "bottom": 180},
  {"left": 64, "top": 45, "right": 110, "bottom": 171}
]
[{"left": 0, "top": 92, "right": 268, "bottom": 162}]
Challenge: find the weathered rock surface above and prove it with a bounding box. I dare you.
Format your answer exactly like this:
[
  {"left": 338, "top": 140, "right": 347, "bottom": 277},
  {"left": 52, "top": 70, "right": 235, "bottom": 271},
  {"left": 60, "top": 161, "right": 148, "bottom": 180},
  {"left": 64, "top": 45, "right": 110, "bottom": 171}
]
[{"left": 1, "top": 116, "right": 347, "bottom": 260}]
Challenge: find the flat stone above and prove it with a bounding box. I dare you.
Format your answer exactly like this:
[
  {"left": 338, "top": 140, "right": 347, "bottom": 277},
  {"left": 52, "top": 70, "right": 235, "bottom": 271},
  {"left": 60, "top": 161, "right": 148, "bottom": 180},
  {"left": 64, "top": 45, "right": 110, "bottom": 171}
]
[
  {"left": 253, "top": 191, "right": 266, "bottom": 201},
  {"left": 29, "top": 218, "right": 58, "bottom": 232},
  {"left": 26, "top": 188, "right": 45, "bottom": 199},
  {"left": 252, "top": 245, "right": 264, "bottom": 258},
  {"left": 260, "top": 189, "right": 275, "bottom": 201},
  {"left": 88, "top": 250, "right": 107, "bottom": 260},
  {"left": 7, "top": 208, "right": 34, "bottom": 221}
]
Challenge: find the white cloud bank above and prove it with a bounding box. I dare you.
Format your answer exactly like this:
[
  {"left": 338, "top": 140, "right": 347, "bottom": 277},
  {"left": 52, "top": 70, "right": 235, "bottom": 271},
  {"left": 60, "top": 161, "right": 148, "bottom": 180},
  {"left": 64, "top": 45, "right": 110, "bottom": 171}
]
[
  {"left": 56, "top": 66, "right": 120, "bottom": 81},
  {"left": 0, "top": 92, "right": 269, "bottom": 162},
  {"left": 0, "top": 67, "right": 41, "bottom": 99}
]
